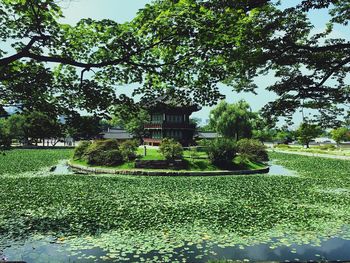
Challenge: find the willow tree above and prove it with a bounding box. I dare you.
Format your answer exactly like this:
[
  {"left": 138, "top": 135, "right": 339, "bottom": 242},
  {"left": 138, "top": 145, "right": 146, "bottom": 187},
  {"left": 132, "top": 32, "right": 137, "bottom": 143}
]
[{"left": 209, "top": 100, "right": 256, "bottom": 141}]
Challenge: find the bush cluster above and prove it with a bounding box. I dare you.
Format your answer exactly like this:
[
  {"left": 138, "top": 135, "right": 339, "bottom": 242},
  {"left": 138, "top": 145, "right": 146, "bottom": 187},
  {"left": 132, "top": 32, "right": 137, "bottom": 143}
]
[
  {"left": 73, "top": 141, "right": 91, "bottom": 160},
  {"left": 73, "top": 139, "right": 139, "bottom": 166},
  {"left": 159, "top": 138, "right": 183, "bottom": 160},
  {"left": 120, "top": 140, "right": 139, "bottom": 161},
  {"left": 202, "top": 138, "right": 237, "bottom": 168},
  {"left": 236, "top": 138, "right": 269, "bottom": 162}
]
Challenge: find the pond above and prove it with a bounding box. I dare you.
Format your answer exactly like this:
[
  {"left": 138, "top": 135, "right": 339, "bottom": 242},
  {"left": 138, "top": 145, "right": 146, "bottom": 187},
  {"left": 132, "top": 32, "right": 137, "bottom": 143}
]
[{"left": 2, "top": 235, "right": 350, "bottom": 262}]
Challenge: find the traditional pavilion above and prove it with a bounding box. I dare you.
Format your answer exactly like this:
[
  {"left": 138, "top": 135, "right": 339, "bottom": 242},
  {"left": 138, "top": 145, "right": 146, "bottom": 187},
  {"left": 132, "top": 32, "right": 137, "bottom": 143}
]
[{"left": 143, "top": 94, "right": 201, "bottom": 146}]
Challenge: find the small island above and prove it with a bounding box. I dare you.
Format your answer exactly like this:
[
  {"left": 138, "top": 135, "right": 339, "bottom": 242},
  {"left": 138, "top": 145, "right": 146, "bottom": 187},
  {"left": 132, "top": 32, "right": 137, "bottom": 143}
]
[{"left": 69, "top": 137, "right": 269, "bottom": 176}]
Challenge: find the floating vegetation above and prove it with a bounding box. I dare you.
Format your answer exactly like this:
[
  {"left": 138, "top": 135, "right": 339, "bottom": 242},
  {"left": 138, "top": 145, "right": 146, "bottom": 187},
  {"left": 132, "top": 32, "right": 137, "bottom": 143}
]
[
  {"left": 1, "top": 150, "right": 350, "bottom": 262},
  {"left": 0, "top": 149, "right": 72, "bottom": 175}
]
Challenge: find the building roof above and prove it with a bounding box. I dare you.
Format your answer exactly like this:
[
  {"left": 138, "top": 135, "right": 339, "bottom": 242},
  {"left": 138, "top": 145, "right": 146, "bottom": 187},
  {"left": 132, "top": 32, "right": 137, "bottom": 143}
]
[
  {"left": 102, "top": 128, "right": 133, "bottom": 140},
  {"left": 143, "top": 93, "right": 201, "bottom": 113},
  {"left": 196, "top": 132, "right": 220, "bottom": 139},
  {"left": 314, "top": 137, "right": 336, "bottom": 144}
]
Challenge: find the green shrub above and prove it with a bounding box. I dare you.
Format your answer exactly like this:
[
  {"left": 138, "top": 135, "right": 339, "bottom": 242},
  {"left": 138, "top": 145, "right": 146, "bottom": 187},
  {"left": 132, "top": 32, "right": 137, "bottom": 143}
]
[
  {"left": 87, "top": 149, "right": 124, "bottom": 166},
  {"left": 83, "top": 139, "right": 124, "bottom": 166},
  {"left": 236, "top": 138, "right": 268, "bottom": 162},
  {"left": 84, "top": 139, "right": 119, "bottom": 157},
  {"left": 73, "top": 141, "right": 92, "bottom": 160},
  {"left": 120, "top": 140, "right": 139, "bottom": 161},
  {"left": 202, "top": 138, "right": 236, "bottom": 168},
  {"left": 159, "top": 138, "right": 183, "bottom": 160}
]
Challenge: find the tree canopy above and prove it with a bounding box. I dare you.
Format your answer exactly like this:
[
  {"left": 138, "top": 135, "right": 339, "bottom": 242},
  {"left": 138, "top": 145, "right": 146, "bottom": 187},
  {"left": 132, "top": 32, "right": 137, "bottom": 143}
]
[
  {"left": 1, "top": 0, "right": 349, "bottom": 124},
  {"left": 296, "top": 122, "right": 322, "bottom": 148},
  {"left": 209, "top": 100, "right": 256, "bottom": 140},
  {"left": 331, "top": 127, "right": 350, "bottom": 146}
]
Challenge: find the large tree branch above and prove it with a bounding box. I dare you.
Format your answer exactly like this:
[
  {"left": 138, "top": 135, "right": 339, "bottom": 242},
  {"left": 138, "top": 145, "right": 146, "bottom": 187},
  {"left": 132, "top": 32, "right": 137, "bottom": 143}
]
[
  {"left": 314, "top": 56, "right": 350, "bottom": 88},
  {"left": 291, "top": 42, "right": 350, "bottom": 52},
  {"left": 0, "top": 33, "right": 178, "bottom": 70},
  {"left": 0, "top": 36, "right": 49, "bottom": 66}
]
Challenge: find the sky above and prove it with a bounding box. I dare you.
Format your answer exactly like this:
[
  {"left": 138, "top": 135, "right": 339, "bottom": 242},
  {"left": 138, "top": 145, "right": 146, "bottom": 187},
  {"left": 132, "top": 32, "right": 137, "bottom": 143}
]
[{"left": 55, "top": 0, "right": 350, "bottom": 126}]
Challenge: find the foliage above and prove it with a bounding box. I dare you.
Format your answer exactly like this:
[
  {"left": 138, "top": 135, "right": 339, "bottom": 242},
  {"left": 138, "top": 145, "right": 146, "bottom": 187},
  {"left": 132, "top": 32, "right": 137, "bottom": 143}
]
[
  {"left": 89, "top": 149, "right": 124, "bottom": 166},
  {"left": 119, "top": 140, "right": 139, "bottom": 161},
  {"left": 202, "top": 138, "right": 236, "bottom": 168},
  {"left": 251, "top": 114, "right": 277, "bottom": 142},
  {"left": 110, "top": 102, "right": 150, "bottom": 141},
  {"left": 83, "top": 139, "right": 123, "bottom": 166},
  {"left": 135, "top": 0, "right": 350, "bottom": 123},
  {"left": 0, "top": 112, "right": 62, "bottom": 146},
  {"left": 23, "top": 111, "right": 62, "bottom": 144},
  {"left": 64, "top": 115, "right": 103, "bottom": 140},
  {"left": 2, "top": 150, "right": 350, "bottom": 261},
  {"left": 296, "top": 122, "right": 322, "bottom": 148},
  {"left": 0, "top": 61, "right": 116, "bottom": 116},
  {"left": 198, "top": 123, "right": 214, "bottom": 132},
  {"left": 209, "top": 100, "right": 255, "bottom": 140},
  {"left": 6, "top": 114, "right": 26, "bottom": 142},
  {"left": 1, "top": 0, "right": 350, "bottom": 122},
  {"left": 158, "top": 138, "right": 183, "bottom": 161},
  {"left": 236, "top": 138, "right": 269, "bottom": 162},
  {"left": 252, "top": 128, "right": 275, "bottom": 143},
  {"left": 331, "top": 127, "right": 350, "bottom": 145},
  {"left": 189, "top": 117, "right": 201, "bottom": 130},
  {"left": 73, "top": 141, "right": 92, "bottom": 160},
  {"left": 272, "top": 126, "right": 297, "bottom": 145},
  {"left": 0, "top": 149, "right": 72, "bottom": 175},
  {"left": 0, "top": 118, "right": 11, "bottom": 149}
]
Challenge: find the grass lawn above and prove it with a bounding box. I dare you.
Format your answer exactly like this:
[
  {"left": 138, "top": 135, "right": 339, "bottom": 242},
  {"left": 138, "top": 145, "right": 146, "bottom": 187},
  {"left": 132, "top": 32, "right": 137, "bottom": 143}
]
[
  {"left": 1, "top": 149, "right": 350, "bottom": 262},
  {"left": 136, "top": 147, "right": 208, "bottom": 160}
]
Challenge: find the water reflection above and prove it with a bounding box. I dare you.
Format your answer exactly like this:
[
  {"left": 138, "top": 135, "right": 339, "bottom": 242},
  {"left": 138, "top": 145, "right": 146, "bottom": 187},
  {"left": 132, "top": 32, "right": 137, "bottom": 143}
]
[
  {"left": 2, "top": 236, "right": 350, "bottom": 263},
  {"left": 50, "top": 161, "right": 75, "bottom": 175},
  {"left": 268, "top": 161, "right": 297, "bottom": 176}
]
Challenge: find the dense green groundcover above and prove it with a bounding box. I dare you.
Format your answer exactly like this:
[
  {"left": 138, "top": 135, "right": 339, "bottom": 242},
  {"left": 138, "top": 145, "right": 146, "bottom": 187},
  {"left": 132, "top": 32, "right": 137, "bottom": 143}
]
[
  {"left": 0, "top": 148, "right": 72, "bottom": 175},
  {"left": 0, "top": 149, "right": 350, "bottom": 262}
]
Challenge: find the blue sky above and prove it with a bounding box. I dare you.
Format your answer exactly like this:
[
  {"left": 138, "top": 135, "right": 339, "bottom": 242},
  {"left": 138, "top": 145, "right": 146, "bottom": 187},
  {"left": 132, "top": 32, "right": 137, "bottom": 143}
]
[{"left": 56, "top": 1, "right": 349, "bottom": 125}]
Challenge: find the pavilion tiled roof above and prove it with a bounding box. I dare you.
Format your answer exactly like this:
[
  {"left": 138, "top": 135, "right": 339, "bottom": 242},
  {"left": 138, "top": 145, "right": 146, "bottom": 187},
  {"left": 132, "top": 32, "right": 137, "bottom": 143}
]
[{"left": 143, "top": 93, "right": 201, "bottom": 112}]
